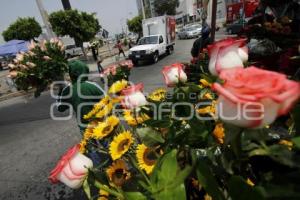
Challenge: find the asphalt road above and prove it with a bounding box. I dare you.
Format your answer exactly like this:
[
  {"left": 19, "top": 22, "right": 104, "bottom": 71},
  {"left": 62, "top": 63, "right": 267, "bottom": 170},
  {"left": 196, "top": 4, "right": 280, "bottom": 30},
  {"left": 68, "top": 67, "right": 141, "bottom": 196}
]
[{"left": 0, "top": 32, "right": 227, "bottom": 200}]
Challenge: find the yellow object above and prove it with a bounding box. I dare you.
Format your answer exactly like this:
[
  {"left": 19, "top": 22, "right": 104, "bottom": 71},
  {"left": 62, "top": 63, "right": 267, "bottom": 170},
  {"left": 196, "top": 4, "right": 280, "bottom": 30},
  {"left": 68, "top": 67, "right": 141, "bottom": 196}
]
[
  {"left": 97, "top": 189, "right": 109, "bottom": 200},
  {"left": 213, "top": 123, "right": 225, "bottom": 144},
  {"left": 203, "top": 92, "right": 213, "bottom": 100},
  {"left": 246, "top": 178, "right": 255, "bottom": 187},
  {"left": 84, "top": 96, "right": 110, "bottom": 120},
  {"left": 93, "top": 115, "right": 120, "bottom": 140},
  {"left": 197, "top": 101, "right": 216, "bottom": 116},
  {"left": 204, "top": 194, "right": 213, "bottom": 200},
  {"left": 123, "top": 110, "right": 150, "bottom": 126},
  {"left": 279, "top": 140, "right": 293, "bottom": 150},
  {"left": 109, "top": 80, "right": 128, "bottom": 94},
  {"left": 136, "top": 144, "right": 158, "bottom": 174},
  {"left": 148, "top": 88, "right": 167, "bottom": 102},
  {"left": 199, "top": 79, "right": 212, "bottom": 88},
  {"left": 95, "top": 102, "right": 113, "bottom": 119},
  {"left": 109, "top": 131, "right": 134, "bottom": 160},
  {"left": 106, "top": 160, "right": 131, "bottom": 187}
]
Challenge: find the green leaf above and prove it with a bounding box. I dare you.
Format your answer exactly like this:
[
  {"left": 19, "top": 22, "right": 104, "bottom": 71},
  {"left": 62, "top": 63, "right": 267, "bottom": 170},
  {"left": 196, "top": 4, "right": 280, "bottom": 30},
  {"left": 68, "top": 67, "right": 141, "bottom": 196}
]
[
  {"left": 158, "top": 149, "right": 178, "bottom": 185},
  {"left": 196, "top": 160, "right": 224, "bottom": 200},
  {"left": 83, "top": 178, "right": 91, "bottom": 200},
  {"left": 292, "top": 105, "right": 300, "bottom": 135},
  {"left": 144, "top": 118, "right": 172, "bottom": 128},
  {"left": 292, "top": 137, "right": 300, "bottom": 149},
  {"left": 124, "top": 192, "right": 147, "bottom": 200},
  {"left": 228, "top": 176, "right": 264, "bottom": 200},
  {"left": 153, "top": 183, "right": 186, "bottom": 200},
  {"left": 136, "top": 127, "right": 165, "bottom": 147}
]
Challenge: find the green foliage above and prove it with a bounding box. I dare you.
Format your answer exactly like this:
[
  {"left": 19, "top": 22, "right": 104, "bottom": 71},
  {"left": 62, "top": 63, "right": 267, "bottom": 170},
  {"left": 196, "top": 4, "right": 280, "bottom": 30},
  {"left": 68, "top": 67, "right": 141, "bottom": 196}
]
[
  {"left": 49, "top": 9, "right": 101, "bottom": 45},
  {"left": 2, "top": 17, "right": 42, "bottom": 41},
  {"left": 154, "top": 0, "right": 180, "bottom": 16},
  {"left": 127, "top": 16, "right": 143, "bottom": 35}
]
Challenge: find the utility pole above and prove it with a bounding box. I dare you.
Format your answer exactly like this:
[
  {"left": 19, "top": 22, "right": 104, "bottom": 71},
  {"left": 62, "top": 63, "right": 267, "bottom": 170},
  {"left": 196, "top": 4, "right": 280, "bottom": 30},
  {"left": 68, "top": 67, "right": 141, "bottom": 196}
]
[
  {"left": 35, "top": 0, "right": 56, "bottom": 39},
  {"left": 141, "top": 0, "right": 146, "bottom": 19},
  {"left": 210, "top": 0, "right": 217, "bottom": 42},
  {"left": 61, "top": 0, "right": 71, "bottom": 10}
]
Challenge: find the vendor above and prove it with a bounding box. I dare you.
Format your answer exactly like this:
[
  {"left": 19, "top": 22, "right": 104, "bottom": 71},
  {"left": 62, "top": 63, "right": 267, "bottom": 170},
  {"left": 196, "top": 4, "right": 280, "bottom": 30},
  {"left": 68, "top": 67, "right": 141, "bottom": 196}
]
[{"left": 56, "top": 60, "right": 105, "bottom": 133}]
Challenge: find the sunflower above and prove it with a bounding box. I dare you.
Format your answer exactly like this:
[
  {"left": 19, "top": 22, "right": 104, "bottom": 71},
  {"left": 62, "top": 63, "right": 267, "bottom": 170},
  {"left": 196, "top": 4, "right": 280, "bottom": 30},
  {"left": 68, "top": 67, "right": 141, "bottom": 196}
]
[
  {"left": 97, "top": 189, "right": 109, "bottom": 200},
  {"left": 246, "top": 178, "right": 255, "bottom": 187},
  {"left": 79, "top": 123, "right": 97, "bottom": 153},
  {"left": 123, "top": 110, "right": 150, "bottom": 126},
  {"left": 136, "top": 144, "right": 159, "bottom": 174},
  {"left": 148, "top": 88, "right": 167, "bottom": 102},
  {"left": 106, "top": 160, "right": 131, "bottom": 187},
  {"left": 213, "top": 123, "right": 225, "bottom": 144},
  {"left": 109, "top": 131, "right": 134, "bottom": 160},
  {"left": 199, "top": 79, "right": 212, "bottom": 88},
  {"left": 93, "top": 115, "right": 120, "bottom": 140},
  {"left": 109, "top": 80, "right": 128, "bottom": 94},
  {"left": 84, "top": 96, "right": 110, "bottom": 120},
  {"left": 95, "top": 102, "right": 113, "bottom": 119}
]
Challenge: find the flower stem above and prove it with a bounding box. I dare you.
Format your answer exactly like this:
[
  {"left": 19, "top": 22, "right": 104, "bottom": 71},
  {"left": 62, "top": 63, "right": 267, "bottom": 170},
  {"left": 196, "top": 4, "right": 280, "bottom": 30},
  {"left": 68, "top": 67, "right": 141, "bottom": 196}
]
[{"left": 94, "top": 181, "right": 124, "bottom": 199}]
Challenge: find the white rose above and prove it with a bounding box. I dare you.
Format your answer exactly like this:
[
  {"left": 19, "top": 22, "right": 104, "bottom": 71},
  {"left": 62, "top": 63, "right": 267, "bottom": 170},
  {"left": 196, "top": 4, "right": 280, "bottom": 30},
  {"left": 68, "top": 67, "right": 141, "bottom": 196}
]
[{"left": 208, "top": 38, "right": 248, "bottom": 76}]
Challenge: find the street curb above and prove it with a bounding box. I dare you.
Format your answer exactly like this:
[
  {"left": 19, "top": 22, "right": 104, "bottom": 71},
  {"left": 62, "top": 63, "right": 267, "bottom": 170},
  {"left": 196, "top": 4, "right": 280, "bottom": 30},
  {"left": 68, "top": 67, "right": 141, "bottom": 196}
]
[{"left": 0, "top": 89, "right": 34, "bottom": 102}]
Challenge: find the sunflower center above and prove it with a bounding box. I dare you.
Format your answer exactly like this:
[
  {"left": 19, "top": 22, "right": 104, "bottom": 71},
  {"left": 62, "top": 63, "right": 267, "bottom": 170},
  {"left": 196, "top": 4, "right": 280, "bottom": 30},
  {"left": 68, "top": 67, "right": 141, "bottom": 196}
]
[
  {"left": 143, "top": 149, "right": 157, "bottom": 166},
  {"left": 117, "top": 139, "right": 130, "bottom": 152},
  {"left": 112, "top": 169, "right": 127, "bottom": 186},
  {"left": 103, "top": 125, "right": 113, "bottom": 134}
]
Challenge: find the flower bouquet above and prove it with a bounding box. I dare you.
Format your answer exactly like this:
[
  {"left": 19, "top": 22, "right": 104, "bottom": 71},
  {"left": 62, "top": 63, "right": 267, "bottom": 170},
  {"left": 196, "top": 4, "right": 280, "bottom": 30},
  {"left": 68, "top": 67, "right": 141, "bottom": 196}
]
[
  {"left": 8, "top": 39, "right": 68, "bottom": 97},
  {"left": 49, "top": 37, "right": 300, "bottom": 200}
]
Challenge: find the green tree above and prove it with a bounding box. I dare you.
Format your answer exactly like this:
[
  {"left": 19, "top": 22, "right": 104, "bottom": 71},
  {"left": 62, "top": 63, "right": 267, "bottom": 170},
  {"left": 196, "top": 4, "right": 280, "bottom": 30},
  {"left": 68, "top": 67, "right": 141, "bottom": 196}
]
[
  {"left": 127, "top": 15, "right": 143, "bottom": 38},
  {"left": 49, "top": 9, "right": 101, "bottom": 56},
  {"left": 154, "top": 0, "right": 180, "bottom": 16},
  {"left": 2, "top": 17, "right": 42, "bottom": 41}
]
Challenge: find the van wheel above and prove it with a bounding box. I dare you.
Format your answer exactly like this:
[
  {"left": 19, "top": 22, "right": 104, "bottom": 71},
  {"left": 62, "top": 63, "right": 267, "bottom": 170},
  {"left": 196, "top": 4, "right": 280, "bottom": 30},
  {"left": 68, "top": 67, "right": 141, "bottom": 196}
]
[{"left": 152, "top": 52, "right": 159, "bottom": 63}]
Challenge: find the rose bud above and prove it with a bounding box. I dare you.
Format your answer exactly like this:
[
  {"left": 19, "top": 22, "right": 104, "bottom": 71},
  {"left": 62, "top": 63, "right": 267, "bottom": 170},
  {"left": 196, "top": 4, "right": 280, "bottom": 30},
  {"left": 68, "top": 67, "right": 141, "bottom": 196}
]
[
  {"left": 8, "top": 63, "right": 16, "bottom": 69},
  {"left": 43, "top": 56, "right": 51, "bottom": 61},
  {"left": 212, "top": 67, "right": 300, "bottom": 128},
  {"left": 8, "top": 70, "right": 18, "bottom": 78},
  {"left": 49, "top": 144, "right": 93, "bottom": 189},
  {"left": 120, "top": 60, "right": 134, "bottom": 69},
  {"left": 121, "top": 83, "right": 148, "bottom": 109},
  {"left": 162, "top": 63, "right": 187, "bottom": 87},
  {"left": 16, "top": 53, "right": 24, "bottom": 62},
  {"left": 26, "top": 62, "right": 36, "bottom": 68},
  {"left": 28, "top": 40, "right": 36, "bottom": 50},
  {"left": 207, "top": 38, "right": 248, "bottom": 76}
]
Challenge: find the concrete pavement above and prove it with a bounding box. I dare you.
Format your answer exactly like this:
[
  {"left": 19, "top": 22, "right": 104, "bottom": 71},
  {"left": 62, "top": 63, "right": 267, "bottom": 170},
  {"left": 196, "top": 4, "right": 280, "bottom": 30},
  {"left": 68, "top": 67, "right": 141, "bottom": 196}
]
[{"left": 0, "top": 30, "right": 228, "bottom": 200}]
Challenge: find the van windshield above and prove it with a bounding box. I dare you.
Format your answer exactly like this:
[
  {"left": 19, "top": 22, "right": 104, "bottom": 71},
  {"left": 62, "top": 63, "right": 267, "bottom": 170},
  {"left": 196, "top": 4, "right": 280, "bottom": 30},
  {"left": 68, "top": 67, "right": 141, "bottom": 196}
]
[{"left": 138, "top": 36, "right": 158, "bottom": 45}]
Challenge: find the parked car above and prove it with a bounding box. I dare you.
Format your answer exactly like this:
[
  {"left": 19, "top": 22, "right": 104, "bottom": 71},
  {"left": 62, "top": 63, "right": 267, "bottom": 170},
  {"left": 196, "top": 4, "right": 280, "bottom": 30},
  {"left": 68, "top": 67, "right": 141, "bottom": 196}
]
[
  {"left": 226, "top": 19, "right": 247, "bottom": 34},
  {"left": 178, "top": 24, "right": 202, "bottom": 39},
  {"left": 65, "top": 44, "right": 84, "bottom": 58}
]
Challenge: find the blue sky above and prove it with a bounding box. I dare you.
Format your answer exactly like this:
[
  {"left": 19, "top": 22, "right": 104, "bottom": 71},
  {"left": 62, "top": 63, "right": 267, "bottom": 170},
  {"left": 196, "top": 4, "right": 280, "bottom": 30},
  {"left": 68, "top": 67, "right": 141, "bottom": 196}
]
[{"left": 0, "top": 0, "right": 138, "bottom": 43}]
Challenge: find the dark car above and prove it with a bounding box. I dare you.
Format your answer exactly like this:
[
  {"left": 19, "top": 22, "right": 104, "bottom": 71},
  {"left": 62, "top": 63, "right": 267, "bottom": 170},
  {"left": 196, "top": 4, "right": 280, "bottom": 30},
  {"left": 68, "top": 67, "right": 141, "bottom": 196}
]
[{"left": 226, "top": 19, "right": 247, "bottom": 34}]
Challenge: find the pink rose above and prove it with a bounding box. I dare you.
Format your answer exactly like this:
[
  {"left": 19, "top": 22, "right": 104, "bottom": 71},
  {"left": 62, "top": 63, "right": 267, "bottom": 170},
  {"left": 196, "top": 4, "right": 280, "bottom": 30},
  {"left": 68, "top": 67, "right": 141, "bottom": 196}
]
[
  {"left": 26, "top": 62, "right": 36, "bottom": 68},
  {"left": 208, "top": 38, "right": 248, "bottom": 76},
  {"left": 122, "top": 83, "right": 147, "bottom": 109},
  {"left": 212, "top": 67, "right": 300, "bottom": 128},
  {"left": 43, "top": 56, "right": 51, "bottom": 61},
  {"left": 162, "top": 63, "right": 187, "bottom": 87},
  {"left": 28, "top": 40, "right": 36, "bottom": 50},
  {"left": 120, "top": 60, "right": 134, "bottom": 69},
  {"left": 49, "top": 144, "right": 93, "bottom": 189},
  {"left": 8, "top": 71, "right": 18, "bottom": 78}
]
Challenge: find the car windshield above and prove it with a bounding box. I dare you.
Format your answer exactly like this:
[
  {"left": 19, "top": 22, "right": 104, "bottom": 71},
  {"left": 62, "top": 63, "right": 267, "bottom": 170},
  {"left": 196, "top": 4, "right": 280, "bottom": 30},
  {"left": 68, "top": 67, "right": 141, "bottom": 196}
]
[{"left": 138, "top": 36, "right": 158, "bottom": 45}]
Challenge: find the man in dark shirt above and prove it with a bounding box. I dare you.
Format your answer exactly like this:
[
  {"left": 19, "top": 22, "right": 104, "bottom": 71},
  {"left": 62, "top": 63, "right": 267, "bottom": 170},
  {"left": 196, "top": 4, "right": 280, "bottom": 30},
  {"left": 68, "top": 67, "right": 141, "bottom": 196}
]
[{"left": 191, "top": 26, "right": 212, "bottom": 59}]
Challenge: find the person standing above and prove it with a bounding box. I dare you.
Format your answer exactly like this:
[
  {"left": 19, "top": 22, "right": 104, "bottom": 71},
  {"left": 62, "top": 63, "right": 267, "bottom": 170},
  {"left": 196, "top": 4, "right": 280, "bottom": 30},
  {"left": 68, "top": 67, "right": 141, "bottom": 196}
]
[
  {"left": 191, "top": 26, "right": 212, "bottom": 62},
  {"left": 56, "top": 60, "right": 105, "bottom": 133},
  {"left": 115, "top": 40, "right": 126, "bottom": 58}
]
